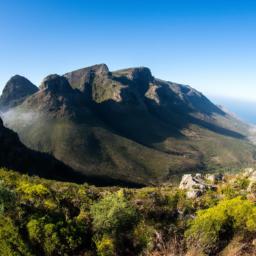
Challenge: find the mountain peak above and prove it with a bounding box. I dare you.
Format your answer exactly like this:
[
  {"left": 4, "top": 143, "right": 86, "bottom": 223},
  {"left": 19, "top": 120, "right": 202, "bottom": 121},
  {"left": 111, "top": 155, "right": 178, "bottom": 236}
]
[
  {"left": 0, "top": 75, "right": 38, "bottom": 110},
  {"left": 114, "top": 66, "right": 153, "bottom": 83},
  {"left": 4, "top": 74, "right": 34, "bottom": 86},
  {"left": 66, "top": 63, "right": 109, "bottom": 75},
  {"left": 40, "top": 74, "right": 73, "bottom": 93},
  {"left": 64, "top": 64, "right": 110, "bottom": 92}
]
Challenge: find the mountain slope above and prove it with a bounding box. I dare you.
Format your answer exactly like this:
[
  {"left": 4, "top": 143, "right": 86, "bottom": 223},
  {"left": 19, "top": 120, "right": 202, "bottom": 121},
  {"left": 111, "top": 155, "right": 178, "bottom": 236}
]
[
  {"left": 1, "top": 64, "right": 256, "bottom": 184},
  {"left": 0, "top": 117, "right": 89, "bottom": 182}
]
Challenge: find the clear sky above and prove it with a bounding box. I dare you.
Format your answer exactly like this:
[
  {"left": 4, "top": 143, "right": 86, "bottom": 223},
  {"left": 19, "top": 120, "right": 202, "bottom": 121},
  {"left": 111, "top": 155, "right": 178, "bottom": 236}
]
[{"left": 1, "top": 0, "right": 256, "bottom": 101}]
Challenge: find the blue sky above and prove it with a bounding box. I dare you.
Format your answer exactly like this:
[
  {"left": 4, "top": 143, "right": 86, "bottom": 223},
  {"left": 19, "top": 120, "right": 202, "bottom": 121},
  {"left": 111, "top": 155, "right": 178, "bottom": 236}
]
[{"left": 1, "top": 0, "right": 256, "bottom": 101}]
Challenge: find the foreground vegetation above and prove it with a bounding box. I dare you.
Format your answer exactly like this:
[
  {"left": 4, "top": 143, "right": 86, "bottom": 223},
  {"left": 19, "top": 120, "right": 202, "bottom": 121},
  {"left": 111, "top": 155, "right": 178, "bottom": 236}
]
[{"left": 0, "top": 168, "right": 255, "bottom": 256}]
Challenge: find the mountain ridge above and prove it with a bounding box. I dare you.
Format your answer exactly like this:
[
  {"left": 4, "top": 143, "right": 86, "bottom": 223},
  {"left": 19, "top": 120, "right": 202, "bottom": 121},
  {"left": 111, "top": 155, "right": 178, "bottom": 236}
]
[{"left": 1, "top": 64, "right": 255, "bottom": 184}]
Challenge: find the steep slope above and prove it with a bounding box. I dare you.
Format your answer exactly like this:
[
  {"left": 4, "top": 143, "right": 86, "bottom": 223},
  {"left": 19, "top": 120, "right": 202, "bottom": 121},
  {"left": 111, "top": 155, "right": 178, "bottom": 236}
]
[
  {"left": 0, "top": 75, "right": 38, "bottom": 110},
  {"left": 0, "top": 117, "right": 88, "bottom": 183},
  {"left": 1, "top": 64, "right": 256, "bottom": 185}
]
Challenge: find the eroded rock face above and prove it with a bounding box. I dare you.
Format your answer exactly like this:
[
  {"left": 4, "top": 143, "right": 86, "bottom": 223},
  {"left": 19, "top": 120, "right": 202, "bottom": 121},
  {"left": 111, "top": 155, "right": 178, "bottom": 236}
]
[
  {"left": 23, "top": 74, "right": 86, "bottom": 118},
  {"left": 40, "top": 74, "right": 73, "bottom": 94},
  {"left": 64, "top": 64, "right": 110, "bottom": 92},
  {"left": 125, "top": 67, "right": 153, "bottom": 84},
  {"left": 0, "top": 75, "right": 38, "bottom": 110},
  {"left": 179, "top": 173, "right": 216, "bottom": 198}
]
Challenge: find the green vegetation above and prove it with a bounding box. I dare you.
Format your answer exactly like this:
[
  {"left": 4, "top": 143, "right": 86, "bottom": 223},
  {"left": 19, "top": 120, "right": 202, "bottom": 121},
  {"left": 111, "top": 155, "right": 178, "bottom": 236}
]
[
  {"left": 186, "top": 197, "right": 256, "bottom": 254},
  {"left": 0, "top": 168, "right": 255, "bottom": 255}
]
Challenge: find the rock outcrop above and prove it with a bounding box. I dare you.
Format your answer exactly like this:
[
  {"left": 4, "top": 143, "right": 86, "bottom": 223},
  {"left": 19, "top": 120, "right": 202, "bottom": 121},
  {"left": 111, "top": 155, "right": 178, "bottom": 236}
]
[
  {"left": 40, "top": 74, "right": 73, "bottom": 93},
  {"left": 205, "top": 173, "right": 224, "bottom": 184},
  {"left": 243, "top": 168, "right": 256, "bottom": 193},
  {"left": 64, "top": 64, "right": 110, "bottom": 93},
  {"left": 179, "top": 173, "right": 217, "bottom": 198}
]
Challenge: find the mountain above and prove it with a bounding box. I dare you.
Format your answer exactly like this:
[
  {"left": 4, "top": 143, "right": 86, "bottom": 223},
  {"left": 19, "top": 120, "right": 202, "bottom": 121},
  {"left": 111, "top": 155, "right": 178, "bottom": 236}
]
[
  {"left": 1, "top": 64, "right": 256, "bottom": 185},
  {"left": 0, "top": 75, "right": 38, "bottom": 110}
]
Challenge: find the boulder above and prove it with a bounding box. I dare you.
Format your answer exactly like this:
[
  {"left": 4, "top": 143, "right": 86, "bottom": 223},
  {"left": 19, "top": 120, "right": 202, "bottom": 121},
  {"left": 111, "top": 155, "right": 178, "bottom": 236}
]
[
  {"left": 179, "top": 173, "right": 216, "bottom": 199},
  {"left": 244, "top": 168, "right": 256, "bottom": 193},
  {"left": 243, "top": 168, "right": 256, "bottom": 178},
  {"left": 205, "top": 173, "right": 224, "bottom": 184}
]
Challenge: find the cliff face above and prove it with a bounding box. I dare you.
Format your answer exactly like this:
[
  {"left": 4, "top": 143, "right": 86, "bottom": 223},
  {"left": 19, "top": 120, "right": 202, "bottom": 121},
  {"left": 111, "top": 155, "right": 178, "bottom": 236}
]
[{"left": 0, "top": 64, "right": 255, "bottom": 185}]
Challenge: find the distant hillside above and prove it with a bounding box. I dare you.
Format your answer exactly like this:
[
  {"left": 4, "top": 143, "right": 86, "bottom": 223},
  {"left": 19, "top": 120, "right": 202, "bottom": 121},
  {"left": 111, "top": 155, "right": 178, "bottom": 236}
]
[{"left": 1, "top": 64, "right": 256, "bottom": 185}]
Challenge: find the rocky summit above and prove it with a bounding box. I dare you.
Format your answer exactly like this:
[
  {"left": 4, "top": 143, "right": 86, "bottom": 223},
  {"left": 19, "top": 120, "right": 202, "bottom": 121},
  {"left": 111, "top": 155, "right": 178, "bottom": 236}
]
[
  {"left": 0, "top": 75, "right": 38, "bottom": 110},
  {"left": 1, "top": 64, "right": 256, "bottom": 185}
]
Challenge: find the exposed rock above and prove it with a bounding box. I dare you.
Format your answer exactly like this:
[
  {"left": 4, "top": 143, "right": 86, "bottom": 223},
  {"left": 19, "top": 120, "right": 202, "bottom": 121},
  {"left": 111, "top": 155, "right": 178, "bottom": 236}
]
[
  {"left": 64, "top": 64, "right": 123, "bottom": 103},
  {"left": 205, "top": 173, "right": 224, "bottom": 184},
  {"left": 243, "top": 168, "right": 256, "bottom": 192},
  {"left": 0, "top": 75, "right": 38, "bottom": 110},
  {"left": 145, "top": 84, "right": 160, "bottom": 104},
  {"left": 40, "top": 74, "right": 73, "bottom": 93},
  {"left": 113, "top": 66, "right": 153, "bottom": 82},
  {"left": 64, "top": 64, "right": 110, "bottom": 92},
  {"left": 243, "top": 168, "right": 256, "bottom": 178},
  {"left": 179, "top": 173, "right": 216, "bottom": 198},
  {"left": 127, "top": 67, "right": 153, "bottom": 84}
]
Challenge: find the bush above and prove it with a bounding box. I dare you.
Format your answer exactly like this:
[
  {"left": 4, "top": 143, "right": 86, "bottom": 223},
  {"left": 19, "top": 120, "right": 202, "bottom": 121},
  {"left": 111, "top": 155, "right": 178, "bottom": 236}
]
[
  {"left": 132, "top": 221, "right": 154, "bottom": 253},
  {"left": 250, "top": 182, "right": 256, "bottom": 195},
  {"left": 0, "top": 182, "right": 16, "bottom": 214},
  {"left": 185, "top": 197, "right": 256, "bottom": 254},
  {"left": 90, "top": 192, "right": 138, "bottom": 234},
  {"left": 94, "top": 235, "right": 115, "bottom": 256},
  {"left": 0, "top": 217, "right": 32, "bottom": 256},
  {"left": 27, "top": 217, "right": 89, "bottom": 255},
  {"left": 234, "top": 177, "right": 250, "bottom": 190},
  {"left": 18, "top": 182, "right": 50, "bottom": 198}
]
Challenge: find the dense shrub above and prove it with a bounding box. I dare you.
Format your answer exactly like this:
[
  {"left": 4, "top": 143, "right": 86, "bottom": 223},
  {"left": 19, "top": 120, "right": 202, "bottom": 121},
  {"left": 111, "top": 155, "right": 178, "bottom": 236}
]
[
  {"left": 90, "top": 191, "right": 139, "bottom": 255},
  {"left": 185, "top": 197, "right": 256, "bottom": 254},
  {"left": 0, "top": 216, "right": 32, "bottom": 256},
  {"left": 27, "top": 216, "right": 89, "bottom": 255},
  {"left": 234, "top": 177, "right": 250, "bottom": 190},
  {"left": 0, "top": 181, "right": 16, "bottom": 214},
  {"left": 132, "top": 221, "right": 154, "bottom": 253},
  {"left": 90, "top": 191, "right": 138, "bottom": 234},
  {"left": 94, "top": 235, "right": 115, "bottom": 256}
]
